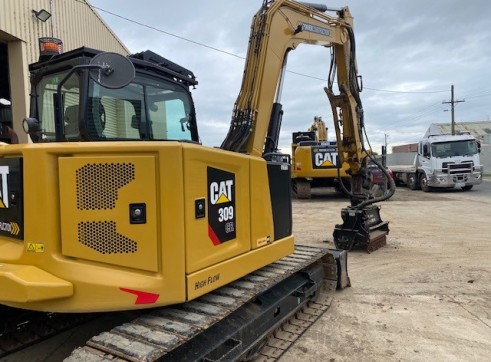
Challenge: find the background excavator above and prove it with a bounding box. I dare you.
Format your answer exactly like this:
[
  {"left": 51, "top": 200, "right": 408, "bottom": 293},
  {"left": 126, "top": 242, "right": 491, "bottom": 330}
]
[
  {"left": 0, "top": 0, "right": 391, "bottom": 360},
  {"left": 291, "top": 116, "right": 351, "bottom": 198},
  {"left": 291, "top": 113, "right": 394, "bottom": 251}
]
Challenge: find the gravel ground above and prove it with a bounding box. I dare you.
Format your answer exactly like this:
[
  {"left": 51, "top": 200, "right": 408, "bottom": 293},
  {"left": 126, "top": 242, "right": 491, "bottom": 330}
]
[
  {"left": 280, "top": 179, "right": 491, "bottom": 362},
  {"left": 3, "top": 180, "right": 489, "bottom": 362}
]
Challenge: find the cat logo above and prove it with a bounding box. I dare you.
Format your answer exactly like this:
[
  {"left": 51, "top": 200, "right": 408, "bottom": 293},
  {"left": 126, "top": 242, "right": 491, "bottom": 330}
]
[
  {"left": 312, "top": 147, "right": 339, "bottom": 169},
  {"left": 210, "top": 180, "right": 233, "bottom": 205},
  {"left": 0, "top": 165, "right": 10, "bottom": 208},
  {"left": 314, "top": 152, "right": 338, "bottom": 167},
  {"left": 314, "top": 152, "right": 335, "bottom": 167},
  {"left": 207, "top": 167, "right": 236, "bottom": 245}
]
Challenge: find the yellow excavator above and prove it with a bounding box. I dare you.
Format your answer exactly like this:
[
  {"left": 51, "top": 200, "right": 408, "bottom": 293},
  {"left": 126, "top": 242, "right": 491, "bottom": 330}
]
[
  {"left": 291, "top": 116, "right": 351, "bottom": 198},
  {"left": 0, "top": 0, "right": 391, "bottom": 360}
]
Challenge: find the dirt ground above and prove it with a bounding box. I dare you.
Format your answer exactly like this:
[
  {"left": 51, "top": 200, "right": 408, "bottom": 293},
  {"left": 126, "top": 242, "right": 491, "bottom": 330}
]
[
  {"left": 280, "top": 180, "right": 491, "bottom": 362},
  {"left": 3, "top": 181, "right": 489, "bottom": 362}
]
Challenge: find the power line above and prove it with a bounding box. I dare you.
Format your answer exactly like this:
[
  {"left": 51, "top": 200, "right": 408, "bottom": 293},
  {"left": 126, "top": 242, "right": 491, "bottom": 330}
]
[
  {"left": 83, "top": 0, "right": 452, "bottom": 95},
  {"left": 400, "top": 88, "right": 490, "bottom": 124},
  {"left": 363, "top": 87, "right": 447, "bottom": 94},
  {"left": 405, "top": 105, "right": 445, "bottom": 123},
  {"left": 82, "top": 0, "right": 244, "bottom": 59}
]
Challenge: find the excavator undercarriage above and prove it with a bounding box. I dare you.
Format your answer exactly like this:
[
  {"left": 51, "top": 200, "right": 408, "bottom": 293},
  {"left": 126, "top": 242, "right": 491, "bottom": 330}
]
[
  {"left": 68, "top": 246, "right": 349, "bottom": 362},
  {"left": 1, "top": 246, "right": 349, "bottom": 361}
]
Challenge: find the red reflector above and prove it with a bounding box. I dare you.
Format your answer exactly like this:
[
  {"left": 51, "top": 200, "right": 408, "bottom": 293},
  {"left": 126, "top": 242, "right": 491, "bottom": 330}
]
[{"left": 120, "top": 288, "right": 159, "bottom": 304}]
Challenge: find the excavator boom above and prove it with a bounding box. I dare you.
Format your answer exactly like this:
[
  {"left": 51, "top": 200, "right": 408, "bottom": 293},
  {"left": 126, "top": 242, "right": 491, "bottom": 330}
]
[
  {"left": 221, "top": 0, "right": 394, "bottom": 251},
  {"left": 222, "top": 1, "right": 358, "bottom": 157}
]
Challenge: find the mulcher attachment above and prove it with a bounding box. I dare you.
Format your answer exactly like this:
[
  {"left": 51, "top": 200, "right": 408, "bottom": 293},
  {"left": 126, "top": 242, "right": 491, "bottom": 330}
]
[{"left": 333, "top": 204, "right": 389, "bottom": 253}]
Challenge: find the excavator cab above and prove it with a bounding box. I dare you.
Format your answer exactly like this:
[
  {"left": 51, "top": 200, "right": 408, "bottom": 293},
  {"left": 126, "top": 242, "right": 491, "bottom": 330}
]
[
  {"left": 24, "top": 47, "right": 199, "bottom": 144},
  {"left": 293, "top": 131, "right": 316, "bottom": 145}
]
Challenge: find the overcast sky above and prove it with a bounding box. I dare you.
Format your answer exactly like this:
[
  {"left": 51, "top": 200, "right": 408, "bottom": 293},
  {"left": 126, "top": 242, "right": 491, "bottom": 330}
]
[{"left": 89, "top": 0, "right": 491, "bottom": 153}]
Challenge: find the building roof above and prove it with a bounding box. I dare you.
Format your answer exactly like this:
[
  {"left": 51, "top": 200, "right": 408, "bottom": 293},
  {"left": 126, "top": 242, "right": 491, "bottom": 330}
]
[{"left": 425, "top": 121, "right": 491, "bottom": 142}]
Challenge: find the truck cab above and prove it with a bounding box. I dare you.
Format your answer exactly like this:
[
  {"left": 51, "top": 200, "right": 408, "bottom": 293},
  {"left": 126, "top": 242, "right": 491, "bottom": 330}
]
[{"left": 418, "top": 134, "right": 482, "bottom": 191}]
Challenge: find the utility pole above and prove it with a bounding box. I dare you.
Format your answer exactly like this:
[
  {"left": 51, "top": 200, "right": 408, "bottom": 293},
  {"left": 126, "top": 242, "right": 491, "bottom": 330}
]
[
  {"left": 442, "top": 85, "right": 465, "bottom": 135},
  {"left": 381, "top": 133, "right": 388, "bottom": 167}
]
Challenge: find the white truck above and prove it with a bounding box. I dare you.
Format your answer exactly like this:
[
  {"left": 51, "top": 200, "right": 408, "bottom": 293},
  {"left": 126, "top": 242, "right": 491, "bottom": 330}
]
[{"left": 390, "top": 134, "right": 483, "bottom": 192}]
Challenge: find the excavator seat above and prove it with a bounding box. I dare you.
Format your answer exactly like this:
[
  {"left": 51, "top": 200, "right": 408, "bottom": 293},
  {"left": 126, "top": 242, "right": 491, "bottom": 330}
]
[{"left": 64, "top": 105, "right": 80, "bottom": 139}]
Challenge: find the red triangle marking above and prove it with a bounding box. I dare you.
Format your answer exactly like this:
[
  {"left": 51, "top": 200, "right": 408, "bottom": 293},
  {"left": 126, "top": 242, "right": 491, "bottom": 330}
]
[{"left": 120, "top": 288, "right": 159, "bottom": 304}]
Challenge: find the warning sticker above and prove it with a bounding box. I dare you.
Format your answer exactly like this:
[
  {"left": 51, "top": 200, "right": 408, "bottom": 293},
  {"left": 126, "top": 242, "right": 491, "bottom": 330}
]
[{"left": 26, "top": 242, "right": 45, "bottom": 253}]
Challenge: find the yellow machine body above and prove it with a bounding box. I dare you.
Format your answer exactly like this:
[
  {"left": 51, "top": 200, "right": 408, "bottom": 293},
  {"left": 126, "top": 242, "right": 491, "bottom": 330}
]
[
  {"left": 291, "top": 117, "right": 351, "bottom": 198},
  {"left": 0, "top": 0, "right": 385, "bottom": 317},
  {"left": 0, "top": 142, "right": 293, "bottom": 312}
]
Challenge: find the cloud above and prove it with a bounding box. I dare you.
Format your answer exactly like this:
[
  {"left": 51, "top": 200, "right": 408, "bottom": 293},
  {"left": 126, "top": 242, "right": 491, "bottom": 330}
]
[{"left": 90, "top": 0, "right": 491, "bottom": 154}]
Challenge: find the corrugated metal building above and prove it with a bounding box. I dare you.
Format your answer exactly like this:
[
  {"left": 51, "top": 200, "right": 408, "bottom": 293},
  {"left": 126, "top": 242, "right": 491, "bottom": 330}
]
[
  {"left": 424, "top": 121, "right": 491, "bottom": 143},
  {"left": 392, "top": 120, "right": 491, "bottom": 154},
  {"left": 0, "top": 0, "right": 129, "bottom": 143}
]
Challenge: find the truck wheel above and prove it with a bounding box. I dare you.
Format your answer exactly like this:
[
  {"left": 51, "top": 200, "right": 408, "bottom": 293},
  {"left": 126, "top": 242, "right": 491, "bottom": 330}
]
[
  {"left": 462, "top": 185, "right": 473, "bottom": 191},
  {"left": 420, "top": 173, "right": 431, "bottom": 192},
  {"left": 294, "top": 179, "right": 311, "bottom": 199},
  {"left": 407, "top": 174, "right": 419, "bottom": 190}
]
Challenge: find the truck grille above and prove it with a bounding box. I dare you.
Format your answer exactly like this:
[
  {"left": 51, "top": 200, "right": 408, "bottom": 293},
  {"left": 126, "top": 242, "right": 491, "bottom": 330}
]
[{"left": 442, "top": 161, "right": 473, "bottom": 175}]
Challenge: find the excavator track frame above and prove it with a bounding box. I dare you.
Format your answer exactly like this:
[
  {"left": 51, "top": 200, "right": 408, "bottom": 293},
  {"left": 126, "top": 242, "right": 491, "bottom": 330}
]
[
  {"left": 0, "top": 307, "right": 97, "bottom": 358},
  {"left": 64, "top": 245, "right": 349, "bottom": 362}
]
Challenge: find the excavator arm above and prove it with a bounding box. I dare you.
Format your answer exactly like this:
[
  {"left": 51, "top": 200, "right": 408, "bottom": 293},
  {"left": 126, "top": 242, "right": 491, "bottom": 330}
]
[
  {"left": 221, "top": 1, "right": 358, "bottom": 157},
  {"left": 222, "top": 0, "right": 394, "bottom": 251}
]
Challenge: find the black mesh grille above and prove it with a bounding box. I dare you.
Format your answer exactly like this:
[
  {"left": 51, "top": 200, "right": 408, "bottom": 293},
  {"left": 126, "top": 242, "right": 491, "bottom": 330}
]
[
  {"left": 78, "top": 221, "right": 137, "bottom": 254},
  {"left": 76, "top": 163, "right": 135, "bottom": 210}
]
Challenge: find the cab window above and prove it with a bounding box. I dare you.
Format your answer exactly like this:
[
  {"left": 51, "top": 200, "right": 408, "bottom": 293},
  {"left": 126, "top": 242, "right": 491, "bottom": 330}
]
[
  {"left": 36, "top": 71, "right": 80, "bottom": 141},
  {"left": 88, "top": 74, "right": 194, "bottom": 141}
]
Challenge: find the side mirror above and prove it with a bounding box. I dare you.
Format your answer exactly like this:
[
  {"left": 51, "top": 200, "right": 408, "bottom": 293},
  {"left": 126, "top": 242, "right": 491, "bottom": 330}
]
[
  {"left": 422, "top": 144, "right": 430, "bottom": 158},
  {"left": 89, "top": 52, "right": 135, "bottom": 89},
  {"left": 477, "top": 141, "right": 481, "bottom": 153}
]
